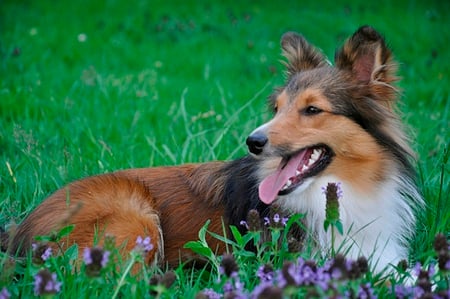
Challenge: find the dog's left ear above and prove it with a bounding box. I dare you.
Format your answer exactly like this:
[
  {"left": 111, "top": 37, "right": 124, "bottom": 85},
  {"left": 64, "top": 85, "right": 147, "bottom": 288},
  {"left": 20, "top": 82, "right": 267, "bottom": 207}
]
[
  {"left": 335, "top": 26, "right": 398, "bottom": 100},
  {"left": 281, "top": 31, "right": 328, "bottom": 77}
]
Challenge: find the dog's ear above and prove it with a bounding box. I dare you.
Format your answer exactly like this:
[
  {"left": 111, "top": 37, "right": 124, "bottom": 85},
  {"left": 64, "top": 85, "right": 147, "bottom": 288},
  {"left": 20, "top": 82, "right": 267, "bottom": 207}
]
[
  {"left": 281, "top": 32, "right": 328, "bottom": 76},
  {"left": 335, "top": 26, "right": 398, "bottom": 100}
]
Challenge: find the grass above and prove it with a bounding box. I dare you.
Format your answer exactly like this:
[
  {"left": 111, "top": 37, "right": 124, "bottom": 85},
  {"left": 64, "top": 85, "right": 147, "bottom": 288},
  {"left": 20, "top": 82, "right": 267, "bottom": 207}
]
[{"left": 1, "top": 0, "right": 449, "bottom": 297}]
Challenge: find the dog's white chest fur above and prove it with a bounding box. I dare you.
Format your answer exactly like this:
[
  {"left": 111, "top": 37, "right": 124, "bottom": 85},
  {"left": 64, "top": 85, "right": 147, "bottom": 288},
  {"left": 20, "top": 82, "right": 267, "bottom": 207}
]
[{"left": 280, "top": 173, "right": 420, "bottom": 273}]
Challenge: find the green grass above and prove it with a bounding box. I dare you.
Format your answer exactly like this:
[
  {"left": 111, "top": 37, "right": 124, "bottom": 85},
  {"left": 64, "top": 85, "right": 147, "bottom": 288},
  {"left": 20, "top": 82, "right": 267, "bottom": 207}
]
[{"left": 1, "top": 0, "right": 449, "bottom": 297}]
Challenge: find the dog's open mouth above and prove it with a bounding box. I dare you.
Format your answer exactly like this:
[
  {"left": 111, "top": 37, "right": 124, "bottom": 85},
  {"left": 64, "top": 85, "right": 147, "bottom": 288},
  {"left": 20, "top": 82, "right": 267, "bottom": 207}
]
[{"left": 258, "top": 145, "right": 333, "bottom": 204}]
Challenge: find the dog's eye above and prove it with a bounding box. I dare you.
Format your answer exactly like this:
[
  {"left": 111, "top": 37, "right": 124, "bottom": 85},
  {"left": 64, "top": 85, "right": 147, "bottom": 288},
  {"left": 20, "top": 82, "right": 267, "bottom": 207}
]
[{"left": 302, "top": 106, "right": 322, "bottom": 116}]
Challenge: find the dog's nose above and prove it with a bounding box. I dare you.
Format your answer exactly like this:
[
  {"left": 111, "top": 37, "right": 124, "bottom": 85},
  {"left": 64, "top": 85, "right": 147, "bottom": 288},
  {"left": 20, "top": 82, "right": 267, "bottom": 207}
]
[{"left": 246, "top": 132, "right": 268, "bottom": 155}]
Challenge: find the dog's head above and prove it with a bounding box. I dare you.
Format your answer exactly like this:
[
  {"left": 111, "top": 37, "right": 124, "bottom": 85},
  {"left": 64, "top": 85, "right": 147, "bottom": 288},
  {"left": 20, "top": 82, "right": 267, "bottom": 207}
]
[{"left": 247, "top": 26, "right": 414, "bottom": 204}]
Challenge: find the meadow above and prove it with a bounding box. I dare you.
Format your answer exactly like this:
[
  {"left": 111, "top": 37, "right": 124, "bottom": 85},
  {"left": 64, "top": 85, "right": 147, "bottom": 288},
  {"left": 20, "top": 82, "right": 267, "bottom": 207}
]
[{"left": 0, "top": 0, "right": 449, "bottom": 297}]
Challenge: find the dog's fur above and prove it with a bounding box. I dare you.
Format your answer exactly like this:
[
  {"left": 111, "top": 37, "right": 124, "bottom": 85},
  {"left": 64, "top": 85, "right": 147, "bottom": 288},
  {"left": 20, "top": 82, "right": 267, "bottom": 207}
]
[{"left": 3, "top": 26, "right": 423, "bottom": 272}]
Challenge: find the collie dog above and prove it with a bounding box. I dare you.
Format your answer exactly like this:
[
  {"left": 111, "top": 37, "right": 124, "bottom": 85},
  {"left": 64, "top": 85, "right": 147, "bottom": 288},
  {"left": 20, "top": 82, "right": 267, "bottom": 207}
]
[{"left": 4, "top": 26, "right": 423, "bottom": 272}]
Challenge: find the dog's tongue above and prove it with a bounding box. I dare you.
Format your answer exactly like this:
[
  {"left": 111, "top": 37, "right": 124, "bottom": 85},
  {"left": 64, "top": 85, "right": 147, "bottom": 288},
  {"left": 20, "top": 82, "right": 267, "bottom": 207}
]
[{"left": 258, "top": 150, "right": 307, "bottom": 204}]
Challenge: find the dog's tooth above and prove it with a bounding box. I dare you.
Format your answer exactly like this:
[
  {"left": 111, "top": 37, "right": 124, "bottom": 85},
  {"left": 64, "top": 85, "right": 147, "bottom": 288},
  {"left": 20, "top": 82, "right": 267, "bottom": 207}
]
[
  {"left": 308, "top": 158, "right": 315, "bottom": 165},
  {"left": 295, "top": 170, "right": 301, "bottom": 176},
  {"left": 301, "top": 165, "right": 309, "bottom": 172},
  {"left": 312, "top": 150, "right": 319, "bottom": 158},
  {"left": 311, "top": 150, "right": 321, "bottom": 160},
  {"left": 286, "top": 179, "right": 292, "bottom": 187}
]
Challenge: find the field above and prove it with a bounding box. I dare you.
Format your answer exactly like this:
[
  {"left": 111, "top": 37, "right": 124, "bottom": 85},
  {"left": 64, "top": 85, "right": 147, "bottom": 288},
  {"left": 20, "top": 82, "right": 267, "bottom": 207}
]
[{"left": 1, "top": 0, "right": 449, "bottom": 297}]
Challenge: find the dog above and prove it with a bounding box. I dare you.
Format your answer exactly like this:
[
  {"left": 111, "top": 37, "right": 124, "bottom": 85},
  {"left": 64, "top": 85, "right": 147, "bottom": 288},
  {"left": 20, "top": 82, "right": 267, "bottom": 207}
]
[{"left": 3, "top": 26, "right": 423, "bottom": 272}]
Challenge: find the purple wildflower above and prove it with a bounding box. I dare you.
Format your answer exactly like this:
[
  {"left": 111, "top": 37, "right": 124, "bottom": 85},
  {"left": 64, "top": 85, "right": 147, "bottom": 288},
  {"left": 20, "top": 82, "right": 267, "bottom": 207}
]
[
  {"left": 357, "top": 283, "right": 376, "bottom": 299},
  {"left": 321, "top": 182, "right": 343, "bottom": 199},
  {"left": 413, "top": 262, "right": 434, "bottom": 293},
  {"left": 264, "top": 214, "right": 289, "bottom": 228},
  {"left": 251, "top": 282, "right": 283, "bottom": 299},
  {"left": 393, "top": 285, "right": 415, "bottom": 299},
  {"left": 256, "top": 264, "right": 274, "bottom": 283},
  {"left": 222, "top": 278, "right": 246, "bottom": 299},
  {"left": 220, "top": 254, "right": 239, "bottom": 278},
  {"left": 278, "top": 258, "right": 332, "bottom": 292},
  {"left": 0, "top": 287, "right": 10, "bottom": 299},
  {"left": 428, "top": 263, "right": 436, "bottom": 276},
  {"left": 239, "top": 220, "right": 249, "bottom": 229},
  {"left": 273, "top": 214, "right": 280, "bottom": 223},
  {"left": 323, "top": 182, "right": 343, "bottom": 234},
  {"left": 83, "top": 247, "right": 110, "bottom": 276},
  {"left": 84, "top": 247, "right": 109, "bottom": 267},
  {"left": 31, "top": 243, "right": 52, "bottom": 264},
  {"left": 42, "top": 247, "right": 52, "bottom": 260},
  {"left": 34, "top": 269, "right": 62, "bottom": 296},
  {"left": 412, "top": 262, "right": 422, "bottom": 276},
  {"left": 223, "top": 281, "right": 233, "bottom": 293},
  {"left": 218, "top": 254, "right": 246, "bottom": 298},
  {"left": 246, "top": 209, "right": 262, "bottom": 232},
  {"left": 197, "top": 289, "right": 221, "bottom": 299},
  {"left": 135, "top": 236, "right": 154, "bottom": 254}
]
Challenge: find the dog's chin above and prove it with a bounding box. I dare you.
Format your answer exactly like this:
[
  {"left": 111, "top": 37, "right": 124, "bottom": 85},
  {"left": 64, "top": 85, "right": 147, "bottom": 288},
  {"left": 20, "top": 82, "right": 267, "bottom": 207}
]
[{"left": 280, "top": 177, "right": 315, "bottom": 198}]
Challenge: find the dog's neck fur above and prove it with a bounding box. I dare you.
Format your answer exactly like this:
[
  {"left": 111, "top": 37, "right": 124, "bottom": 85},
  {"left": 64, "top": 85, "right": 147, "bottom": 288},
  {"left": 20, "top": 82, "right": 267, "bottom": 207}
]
[{"left": 279, "top": 169, "right": 422, "bottom": 272}]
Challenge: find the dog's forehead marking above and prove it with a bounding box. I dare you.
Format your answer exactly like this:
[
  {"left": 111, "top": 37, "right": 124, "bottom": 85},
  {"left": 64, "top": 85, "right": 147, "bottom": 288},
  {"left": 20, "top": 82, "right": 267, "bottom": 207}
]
[
  {"left": 282, "top": 67, "right": 356, "bottom": 112},
  {"left": 285, "top": 67, "right": 339, "bottom": 97}
]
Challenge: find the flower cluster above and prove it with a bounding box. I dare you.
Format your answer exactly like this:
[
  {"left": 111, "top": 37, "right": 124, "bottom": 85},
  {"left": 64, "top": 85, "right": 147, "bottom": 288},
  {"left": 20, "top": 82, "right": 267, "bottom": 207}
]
[
  {"left": 391, "top": 262, "right": 450, "bottom": 298},
  {"left": 83, "top": 246, "right": 110, "bottom": 276},
  {"left": 198, "top": 253, "right": 373, "bottom": 299},
  {"left": 32, "top": 242, "right": 52, "bottom": 265},
  {"left": 134, "top": 236, "right": 154, "bottom": 254},
  {"left": 240, "top": 209, "right": 290, "bottom": 231},
  {"left": 322, "top": 182, "right": 343, "bottom": 234},
  {"left": 240, "top": 209, "right": 262, "bottom": 232},
  {"left": 263, "top": 213, "right": 289, "bottom": 228},
  {"left": 197, "top": 254, "right": 246, "bottom": 299},
  {"left": 34, "top": 269, "right": 62, "bottom": 296},
  {"left": 275, "top": 255, "right": 370, "bottom": 297},
  {"left": 386, "top": 233, "right": 450, "bottom": 298}
]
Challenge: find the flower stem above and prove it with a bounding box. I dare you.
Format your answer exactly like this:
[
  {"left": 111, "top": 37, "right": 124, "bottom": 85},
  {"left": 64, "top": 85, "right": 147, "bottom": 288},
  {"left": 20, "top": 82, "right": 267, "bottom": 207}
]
[
  {"left": 331, "top": 226, "right": 336, "bottom": 257},
  {"left": 111, "top": 255, "right": 136, "bottom": 299}
]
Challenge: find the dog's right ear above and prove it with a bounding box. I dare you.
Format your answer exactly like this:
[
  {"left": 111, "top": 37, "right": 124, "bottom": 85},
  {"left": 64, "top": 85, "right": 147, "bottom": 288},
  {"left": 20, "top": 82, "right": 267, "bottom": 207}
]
[{"left": 281, "top": 32, "right": 328, "bottom": 77}]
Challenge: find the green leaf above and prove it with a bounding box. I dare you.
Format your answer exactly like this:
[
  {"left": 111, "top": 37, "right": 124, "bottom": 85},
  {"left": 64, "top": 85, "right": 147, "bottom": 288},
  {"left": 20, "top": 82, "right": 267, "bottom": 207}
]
[
  {"left": 229, "top": 226, "right": 243, "bottom": 246},
  {"left": 57, "top": 224, "right": 75, "bottom": 239},
  {"left": 323, "top": 219, "right": 330, "bottom": 232},
  {"left": 34, "top": 235, "right": 54, "bottom": 242},
  {"left": 183, "top": 241, "right": 214, "bottom": 259},
  {"left": 335, "top": 220, "right": 344, "bottom": 235},
  {"left": 285, "top": 213, "right": 305, "bottom": 228},
  {"left": 208, "top": 231, "right": 239, "bottom": 247},
  {"left": 198, "top": 220, "right": 210, "bottom": 244},
  {"left": 64, "top": 244, "right": 79, "bottom": 261}
]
